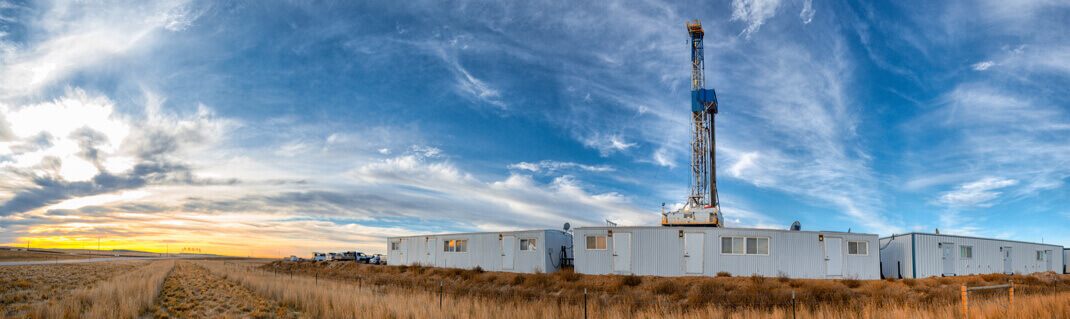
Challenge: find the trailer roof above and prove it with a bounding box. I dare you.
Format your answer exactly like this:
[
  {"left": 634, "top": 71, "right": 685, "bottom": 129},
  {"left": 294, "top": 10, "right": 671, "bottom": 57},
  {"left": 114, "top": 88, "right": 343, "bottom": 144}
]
[
  {"left": 572, "top": 226, "right": 876, "bottom": 236},
  {"left": 879, "top": 232, "right": 1064, "bottom": 248},
  {"left": 387, "top": 229, "right": 568, "bottom": 239}
]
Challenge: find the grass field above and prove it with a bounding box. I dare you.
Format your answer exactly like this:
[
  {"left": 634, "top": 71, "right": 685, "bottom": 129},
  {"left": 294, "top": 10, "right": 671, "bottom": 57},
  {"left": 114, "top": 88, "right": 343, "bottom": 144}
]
[
  {"left": 146, "top": 262, "right": 300, "bottom": 318},
  {"left": 0, "top": 260, "right": 149, "bottom": 317},
  {"left": 3, "top": 258, "right": 1068, "bottom": 318},
  {"left": 0, "top": 249, "right": 99, "bottom": 262}
]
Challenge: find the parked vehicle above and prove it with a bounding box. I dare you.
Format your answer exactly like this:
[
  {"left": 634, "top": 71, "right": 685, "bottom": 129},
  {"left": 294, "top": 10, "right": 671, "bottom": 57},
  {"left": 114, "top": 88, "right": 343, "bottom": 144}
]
[
  {"left": 354, "top": 252, "right": 372, "bottom": 263},
  {"left": 369, "top": 254, "right": 385, "bottom": 265},
  {"left": 312, "top": 252, "right": 327, "bottom": 261}
]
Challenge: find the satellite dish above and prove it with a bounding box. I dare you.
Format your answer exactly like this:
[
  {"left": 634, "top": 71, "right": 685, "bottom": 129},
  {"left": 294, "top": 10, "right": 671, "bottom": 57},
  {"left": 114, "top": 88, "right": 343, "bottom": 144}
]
[
  {"left": 563, "top": 222, "right": 571, "bottom": 231},
  {"left": 790, "top": 221, "right": 801, "bottom": 231}
]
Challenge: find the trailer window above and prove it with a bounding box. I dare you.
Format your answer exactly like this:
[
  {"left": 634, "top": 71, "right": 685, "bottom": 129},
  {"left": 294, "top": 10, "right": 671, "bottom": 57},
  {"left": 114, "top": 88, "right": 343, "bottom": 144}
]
[
  {"left": 390, "top": 242, "right": 400, "bottom": 250},
  {"left": 586, "top": 235, "right": 607, "bottom": 250},
  {"left": 520, "top": 239, "right": 537, "bottom": 251},
  {"left": 960, "top": 246, "right": 973, "bottom": 259},
  {"left": 443, "top": 240, "right": 467, "bottom": 253},
  {"left": 848, "top": 241, "right": 868, "bottom": 255},
  {"left": 721, "top": 237, "right": 769, "bottom": 255},
  {"left": 1038, "top": 251, "right": 1044, "bottom": 261}
]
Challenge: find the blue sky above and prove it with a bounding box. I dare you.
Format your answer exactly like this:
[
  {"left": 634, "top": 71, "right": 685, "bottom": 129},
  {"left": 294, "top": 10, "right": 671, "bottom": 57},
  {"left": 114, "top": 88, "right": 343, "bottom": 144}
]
[{"left": 0, "top": 0, "right": 1068, "bottom": 256}]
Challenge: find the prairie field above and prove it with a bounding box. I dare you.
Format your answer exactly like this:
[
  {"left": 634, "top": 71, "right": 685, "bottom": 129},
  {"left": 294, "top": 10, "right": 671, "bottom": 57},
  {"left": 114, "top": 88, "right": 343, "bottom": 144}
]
[
  {"left": 3, "top": 258, "right": 1069, "bottom": 318},
  {"left": 0, "top": 260, "right": 149, "bottom": 317},
  {"left": 0, "top": 250, "right": 97, "bottom": 263},
  {"left": 146, "top": 261, "right": 300, "bottom": 318}
]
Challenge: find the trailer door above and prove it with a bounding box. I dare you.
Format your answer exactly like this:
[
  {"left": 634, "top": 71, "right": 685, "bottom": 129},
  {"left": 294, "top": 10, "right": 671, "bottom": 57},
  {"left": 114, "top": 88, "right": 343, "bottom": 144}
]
[
  {"left": 825, "top": 237, "right": 842, "bottom": 277},
  {"left": 1002, "top": 247, "right": 1013, "bottom": 274},
  {"left": 941, "top": 243, "right": 955, "bottom": 276},
  {"left": 1046, "top": 250, "right": 1052, "bottom": 272},
  {"left": 613, "top": 233, "right": 631, "bottom": 273},
  {"left": 400, "top": 239, "right": 409, "bottom": 265},
  {"left": 684, "top": 233, "right": 704, "bottom": 274},
  {"left": 427, "top": 239, "right": 437, "bottom": 266},
  {"left": 502, "top": 236, "right": 515, "bottom": 270}
]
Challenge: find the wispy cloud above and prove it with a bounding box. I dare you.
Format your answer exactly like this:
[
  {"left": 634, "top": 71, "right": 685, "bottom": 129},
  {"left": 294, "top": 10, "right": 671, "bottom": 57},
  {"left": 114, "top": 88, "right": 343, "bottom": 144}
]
[
  {"left": 0, "top": 1, "right": 201, "bottom": 97},
  {"left": 939, "top": 177, "right": 1018, "bottom": 208},
  {"left": 971, "top": 61, "right": 994, "bottom": 70},
  {"left": 507, "top": 160, "right": 615, "bottom": 173},
  {"left": 731, "top": 0, "right": 782, "bottom": 38},
  {"left": 799, "top": 0, "right": 815, "bottom": 24}
]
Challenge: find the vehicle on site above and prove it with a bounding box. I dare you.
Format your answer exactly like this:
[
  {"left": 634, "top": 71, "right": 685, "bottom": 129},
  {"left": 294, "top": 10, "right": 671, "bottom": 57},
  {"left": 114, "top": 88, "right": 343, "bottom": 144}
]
[
  {"left": 312, "top": 252, "right": 327, "bottom": 261},
  {"left": 369, "top": 254, "right": 385, "bottom": 265}
]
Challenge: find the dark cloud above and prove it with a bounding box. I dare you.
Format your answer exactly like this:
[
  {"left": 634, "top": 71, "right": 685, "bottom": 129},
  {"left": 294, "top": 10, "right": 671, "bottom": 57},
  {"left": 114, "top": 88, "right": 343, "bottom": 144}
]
[
  {"left": 69, "top": 126, "right": 110, "bottom": 165},
  {"left": 0, "top": 161, "right": 238, "bottom": 216},
  {"left": 0, "top": 114, "right": 13, "bottom": 142},
  {"left": 9, "top": 131, "right": 54, "bottom": 153}
]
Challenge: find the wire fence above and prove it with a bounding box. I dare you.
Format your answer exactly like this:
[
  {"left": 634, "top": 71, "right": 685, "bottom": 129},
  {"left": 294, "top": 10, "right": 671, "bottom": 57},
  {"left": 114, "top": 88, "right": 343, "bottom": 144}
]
[{"left": 211, "top": 260, "right": 1070, "bottom": 318}]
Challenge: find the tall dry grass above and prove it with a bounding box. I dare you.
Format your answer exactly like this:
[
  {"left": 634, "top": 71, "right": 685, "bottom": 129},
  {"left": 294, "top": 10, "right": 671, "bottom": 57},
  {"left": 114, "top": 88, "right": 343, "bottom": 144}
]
[
  {"left": 261, "top": 260, "right": 1070, "bottom": 313},
  {"left": 30, "top": 260, "right": 174, "bottom": 319},
  {"left": 200, "top": 260, "right": 1070, "bottom": 318}
]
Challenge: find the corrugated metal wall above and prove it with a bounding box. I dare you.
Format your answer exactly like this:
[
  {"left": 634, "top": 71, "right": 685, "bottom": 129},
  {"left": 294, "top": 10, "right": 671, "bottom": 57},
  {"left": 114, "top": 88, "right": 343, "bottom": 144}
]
[
  {"left": 574, "top": 227, "right": 879, "bottom": 279},
  {"left": 879, "top": 233, "right": 1064, "bottom": 278},
  {"left": 386, "top": 230, "right": 572, "bottom": 273},
  {"left": 878, "top": 234, "right": 913, "bottom": 279},
  {"left": 1064, "top": 249, "right": 1069, "bottom": 274}
]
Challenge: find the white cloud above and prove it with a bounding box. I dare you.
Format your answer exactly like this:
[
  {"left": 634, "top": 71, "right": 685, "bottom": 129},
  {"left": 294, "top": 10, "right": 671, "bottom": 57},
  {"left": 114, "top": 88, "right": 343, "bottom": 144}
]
[
  {"left": 939, "top": 177, "right": 1018, "bottom": 208},
  {"left": 727, "top": 151, "right": 759, "bottom": 179},
  {"left": 0, "top": 1, "right": 200, "bottom": 97},
  {"left": 799, "top": 0, "right": 815, "bottom": 24},
  {"left": 652, "top": 147, "right": 675, "bottom": 168},
  {"left": 353, "top": 149, "right": 651, "bottom": 229},
  {"left": 580, "top": 133, "right": 637, "bottom": 157},
  {"left": 507, "top": 160, "right": 614, "bottom": 173},
  {"left": 378, "top": 148, "right": 391, "bottom": 155},
  {"left": 731, "top": 0, "right": 782, "bottom": 38},
  {"left": 972, "top": 61, "right": 994, "bottom": 70},
  {"left": 274, "top": 141, "right": 309, "bottom": 158}
]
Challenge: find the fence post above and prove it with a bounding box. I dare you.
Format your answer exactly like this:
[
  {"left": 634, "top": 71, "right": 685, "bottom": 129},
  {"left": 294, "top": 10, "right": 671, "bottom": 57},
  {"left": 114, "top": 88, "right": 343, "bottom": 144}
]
[
  {"left": 792, "top": 290, "right": 796, "bottom": 319},
  {"left": 1009, "top": 280, "right": 1014, "bottom": 302},
  {"left": 359, "top": 275, "right": 362, "bottom": 291},
  {"left": 961, "top": 285, "right": 968, "bottom": 317},
  {"left": 439, "top": 281, "right": 444, "bottom": 308}
]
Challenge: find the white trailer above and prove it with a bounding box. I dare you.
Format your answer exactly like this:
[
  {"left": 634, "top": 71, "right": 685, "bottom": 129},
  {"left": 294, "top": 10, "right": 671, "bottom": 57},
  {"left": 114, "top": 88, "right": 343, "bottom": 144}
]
[
  {"left": 573, "top": 226, "right": 879, "bottom": 279},
  {"left": 879, "top": 232, "right": 1064, "bottom": 279},
  {"left": 312, "top": 252, "right": 327, "bottom": 261},
  {"left": 1064, "top": 248, "right": 1069, "bottom": 274},
  {"left": 387, "top": 229, "right": 572, "bottom": 273}
]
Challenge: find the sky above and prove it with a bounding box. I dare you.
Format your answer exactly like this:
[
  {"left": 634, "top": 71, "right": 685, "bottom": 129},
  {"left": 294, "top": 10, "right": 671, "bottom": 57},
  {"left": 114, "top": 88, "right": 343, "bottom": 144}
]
[{"left": 0, "top": 0, "right": 1068, "bottom": 257}]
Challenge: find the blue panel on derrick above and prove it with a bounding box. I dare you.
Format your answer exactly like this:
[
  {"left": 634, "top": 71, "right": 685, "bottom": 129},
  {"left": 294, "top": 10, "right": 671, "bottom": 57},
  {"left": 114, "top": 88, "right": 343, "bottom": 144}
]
[
  {"left": 691, "top": 89, "right": 717, "bottom": 112},
  {"left": 691, "top": 91, "right": 702, "bottom": 112}
]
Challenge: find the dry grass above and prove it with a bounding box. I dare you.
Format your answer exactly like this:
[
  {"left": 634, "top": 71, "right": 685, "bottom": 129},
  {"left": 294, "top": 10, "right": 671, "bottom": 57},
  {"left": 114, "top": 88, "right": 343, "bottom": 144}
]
[
  {"left": 198, "top": 260, "right": 1070, "bottom": 318},
  {"left": 146, "top": 261, "right": 300, "bottom": 318},
  {"left": 31, "top": 260, "right": 174, "bottom": 318},
  {"left": 0, "top": 250, "right": 96, "bottom": 262},
  {"left": 261, "top": 260, "right": 1070, "bottom": 312},
  {"left": 0, "top": 260, "right": 148, "bottom": 317}
]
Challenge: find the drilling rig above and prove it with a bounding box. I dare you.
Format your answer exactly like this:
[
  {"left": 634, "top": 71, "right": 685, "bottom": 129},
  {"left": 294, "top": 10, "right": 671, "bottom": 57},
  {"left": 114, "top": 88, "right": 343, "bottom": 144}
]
[{"left": 662, "top": 20, "right": 723, "bottom": 227}]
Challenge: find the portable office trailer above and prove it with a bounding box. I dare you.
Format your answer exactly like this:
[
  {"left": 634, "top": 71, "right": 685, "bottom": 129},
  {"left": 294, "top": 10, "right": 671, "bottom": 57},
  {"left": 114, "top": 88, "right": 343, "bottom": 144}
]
[
  {"left": 573, "top": 226, "right": 879, "bottom": 279},
  {"left": 879, "top": 232, "right": 1064, "bottom": 279},
  {"left": 1064, "top": 248, "right": 1069, "bottom": 274},
  {"left": 386, "top": 229, "right": 572, "bottom": 273}
]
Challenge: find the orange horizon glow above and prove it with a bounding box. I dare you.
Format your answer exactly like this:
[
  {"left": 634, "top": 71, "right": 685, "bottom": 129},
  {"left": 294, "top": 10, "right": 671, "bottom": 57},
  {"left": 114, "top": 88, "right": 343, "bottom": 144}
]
[{"left": 5, "top": 233, "right": 386, "bottom": 259}]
